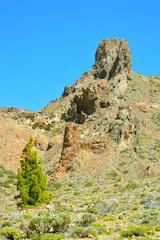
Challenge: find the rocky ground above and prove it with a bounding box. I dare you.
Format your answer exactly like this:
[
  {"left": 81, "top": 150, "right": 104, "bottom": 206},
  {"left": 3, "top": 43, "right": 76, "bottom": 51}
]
[{"left": 0, "top": 38, "right": 160, "bottom": 239}]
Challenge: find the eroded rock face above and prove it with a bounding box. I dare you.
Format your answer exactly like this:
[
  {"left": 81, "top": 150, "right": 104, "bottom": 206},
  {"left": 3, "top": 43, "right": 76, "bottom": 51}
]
[
  {"left": 47, "top": 135, "right": 63, "bottom": 151},
  {"left": 108, "top": 105, "right": 139, "bottom": 146},
  {"left": 63, "top": 83, "right": 110, "bottom": 123},
  {"left": 61, "top": 72, "right": 94, "bottom": 98},
  {"left": 34, "top": 135, "right": 47, "bottom": 151},
  {"left": 91, "top": 38, "right": 131, "bottom": 80},
  {"left": 75, "top": 87, "right": 99, "bottom": 115},
  {"left": 81, "top": 133, "right": 109, "bottom": 154},
  {"left": 52, "top": 122, "right": 81, "bottom": 179},
  {"left": 109, "top": 73, "right": 128, "bottom": 98}
]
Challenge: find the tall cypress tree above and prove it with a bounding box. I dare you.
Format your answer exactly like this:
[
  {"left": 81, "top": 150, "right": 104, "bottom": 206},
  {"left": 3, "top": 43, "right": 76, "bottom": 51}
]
[{"left": 17, "top": 137, "right": 52, "bottom": 207}]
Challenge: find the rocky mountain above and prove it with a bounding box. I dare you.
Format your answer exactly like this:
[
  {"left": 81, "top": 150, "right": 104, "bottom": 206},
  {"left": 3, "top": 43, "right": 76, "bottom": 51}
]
[
  {"left": 1, "top": 38, "right": 160, "bottom": 240},
  {"left": 1, "top": 38, "right": 160, "bottom": 180}
]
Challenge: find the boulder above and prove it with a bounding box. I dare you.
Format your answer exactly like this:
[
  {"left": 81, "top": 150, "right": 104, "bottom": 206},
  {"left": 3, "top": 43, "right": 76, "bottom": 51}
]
[
  {"left": 34, "top": 135, "right": 47, "bottom": 151},
  {"left": 138, "top": 165, "right": 155, "bottom": 178}
]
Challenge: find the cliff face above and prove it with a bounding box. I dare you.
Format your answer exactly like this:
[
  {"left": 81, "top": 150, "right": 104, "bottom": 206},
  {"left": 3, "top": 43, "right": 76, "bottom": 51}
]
[{"left": 1, "top": 38, "right": 160, "bottom": 179}]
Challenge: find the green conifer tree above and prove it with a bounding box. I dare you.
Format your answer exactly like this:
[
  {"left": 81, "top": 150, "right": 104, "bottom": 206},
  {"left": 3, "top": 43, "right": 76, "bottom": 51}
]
[{"left": 17, "top": 137, "right": 52, "bottom": 207}]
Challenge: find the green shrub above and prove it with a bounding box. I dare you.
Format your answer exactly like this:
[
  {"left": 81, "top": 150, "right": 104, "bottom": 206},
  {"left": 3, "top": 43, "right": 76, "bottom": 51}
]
[
  {"left": 121, "top": 225, "right": 155, "bottom": 238},
  {"left": 38, "top": 212, "right": 50, "bottom": 217},
  {"left": 84, "top": 181, "right": 93, "bottom": 187},
  {"left": 143, "top": 225, "right": 155, "bottom": 235},
  {"left": 0, "top": 227, "right": 21, "bottom": 240},
  {"left": 82, "top": 227, "right": 98, "bottom": 238},
  {"left": 25, "top": 213, "right": 70, "bottom": 235},
  {"left": 79, "top": 213, "right": 96, "bottom": 226},
  {"left": 0, "top": 236, "right": 7, "bottom": 240},
  {"left": 1, "top": 222, "right": 13, "bottom": 228},
  {"left": 40, "top": 233, "right": 64, "bottom": 240},
  {"left": 103, "top": 216, "right": 116, "bottom": 221},
  {"left": 141, "top": 218, "right": 152, "bottom": 224},
  {"left": 30, "top": 234, "right": 40, "bottom": 240},
  {"left": 91, "top": 223, "right": 106, "bottom": 234},
  {"left": 138, "top": 238, "right": 153, "bottom": 240},
  {"left": 47, "top": 181, "right": 61, "bottom": 190},
  {"left": 22, "top": 214, "right": 32, "bottom": 220},
  {"left": 51, "top": 213, "right": 70, "bottom": 232},
  {"left": 155, "top": 225, "right": 160, "bottom": 231},
  {"left": 26, "top": 215, "right": 52, "bottom": 235},
  {"left": 131, "top": 205, "right": 139, "bottom": 211},
  {"left": 126, "top": 181, "right": 138, "bottom": 189},
  {"left": 106, "top": 170, "right": 118, "bottom": 180},
  {"left": 71, "top": 226, "right": 98, "bottom": 238},
  {"left": 72, "top": 226, "right": 83, "bottom": 238},
  {"left": 118, "top": 215, "right": 124, "bottom": 219},
  {"left": 87, "top": 208, "right": 98, "bottom": 214},
  {"left": 121, "top": 226, "right": 144, "bottom": 237}
]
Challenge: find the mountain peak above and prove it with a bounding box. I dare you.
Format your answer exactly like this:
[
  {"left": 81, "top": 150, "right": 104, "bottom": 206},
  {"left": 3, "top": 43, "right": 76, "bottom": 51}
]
[{"left": 90, "top": 38, "right": 131, "bottom": 80}]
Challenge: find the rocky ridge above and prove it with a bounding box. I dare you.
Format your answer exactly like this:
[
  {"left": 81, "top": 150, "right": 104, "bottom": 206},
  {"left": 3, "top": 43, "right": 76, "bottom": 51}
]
[{"left": 0, "top": 38, "right": 160, "bottom": 180}]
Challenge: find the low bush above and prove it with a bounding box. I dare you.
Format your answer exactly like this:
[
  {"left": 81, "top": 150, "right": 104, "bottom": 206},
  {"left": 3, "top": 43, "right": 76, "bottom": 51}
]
[
  {"left": 82, "top": 227, "right": 98, "bottom": 238},
  {"left": 71, "top": 226, "right": 98, "bottom": 238},
  {"left": 1, "top": 222, "right": 13, "bottom": 228},
  {"left": 91, "top": 223, "right": 106, "bottom": 234},
  {"left": 155, "top": 225, "right": 160, "bottom": 231},
  {"left": 0, "top": 236, "right": 7, "bottom": 240},
  {"left": 51, "top": 213, "right": 70, "bottom": 232},
  {"left": 22, "top": 213, "right": 70, "bottom": 236},
  {"left": 87, "top": 208, "right": 98, "bottom": 214},
  {"left": 0, "top": 227, "right": 21, "bottom": 240},
  {"left": 40, "top": 233, "right": 65, "bottom": 240},
  {"left": 30, "top": 234, "right": 40, "bottom": 240},
  {"left": 126, "top": 181, "right": 138, "bottom": 189},
  {"left": 121, "top": 226, "right": 144, "bottom": 237},
  {"left": 121, "top": 225, "right": 155, "bottom": 238},
  {"left": 103, "top": 215, "right": 116, "bottom": 221},
  {"left": 79, "top": 213, "right": 96, "bottom": 226}
]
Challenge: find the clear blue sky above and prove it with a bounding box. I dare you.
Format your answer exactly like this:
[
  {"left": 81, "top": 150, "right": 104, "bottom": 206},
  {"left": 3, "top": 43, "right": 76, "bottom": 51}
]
[{"left": 0, "top": 0, "right": 160, "bottom": 111}]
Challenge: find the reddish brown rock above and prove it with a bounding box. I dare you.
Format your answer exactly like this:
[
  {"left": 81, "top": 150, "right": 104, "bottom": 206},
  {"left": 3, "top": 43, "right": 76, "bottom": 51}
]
[
  {"left": 47, "top": 135, "right": 63, "bottom": 150},
  {"left": 52, "top": 122, "right": 81, "bottom": 179},
  {"left": 81, "top": 133, "right": 108, "bottom": 154},
  {"left": 34, "top": 135, "right": 47, "bottom": 151},
  {"left": 0, "top": 119, "right": 44, "bottom": 172},
  {"left": 138, "top": 165, "right": 155, "bottom": 178}
]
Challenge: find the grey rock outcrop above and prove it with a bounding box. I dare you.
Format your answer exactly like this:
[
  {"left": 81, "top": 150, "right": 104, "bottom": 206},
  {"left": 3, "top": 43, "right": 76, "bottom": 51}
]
[
  {"left": 108, "top": 73, "right": 128, "bottom": 98},
  {"left": 108, "top": 105, "right": 139, "bottom": 145},
  {"left": 91, "top": 38, "right": 131, "bottom": 80}
]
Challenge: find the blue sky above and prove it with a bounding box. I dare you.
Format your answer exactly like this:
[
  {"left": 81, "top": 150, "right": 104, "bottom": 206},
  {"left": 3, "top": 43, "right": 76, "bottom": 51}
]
[{"left": 0, "top": 0, "right": 160, "bottom": 111}]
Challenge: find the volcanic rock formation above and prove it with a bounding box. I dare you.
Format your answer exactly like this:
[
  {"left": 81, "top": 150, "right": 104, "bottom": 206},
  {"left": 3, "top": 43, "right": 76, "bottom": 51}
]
[
  {"left": 52, "top": 122, "right": 81, "bottom": 179},
  {"left": 1, "top": 38, "right": 160, "bottom": 180},
  {"left": 90, "top": 38, "right": 131, "bottom": 80}
]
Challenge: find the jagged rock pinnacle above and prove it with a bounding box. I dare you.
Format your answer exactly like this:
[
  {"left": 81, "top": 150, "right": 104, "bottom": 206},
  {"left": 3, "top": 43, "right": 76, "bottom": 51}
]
[{"left": 90, "top": 38, "right": 131, "bottom": 80}]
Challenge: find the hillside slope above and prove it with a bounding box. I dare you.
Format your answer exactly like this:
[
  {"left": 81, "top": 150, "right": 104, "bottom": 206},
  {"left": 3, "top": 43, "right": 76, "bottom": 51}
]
[{"left": 0, "top": 38, "right": 160, "bottom": 180}]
